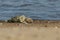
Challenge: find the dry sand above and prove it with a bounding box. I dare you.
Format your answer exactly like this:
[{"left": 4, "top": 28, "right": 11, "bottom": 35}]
[{"left": 0, "top": 20, "right": 60, "bottom": 40}]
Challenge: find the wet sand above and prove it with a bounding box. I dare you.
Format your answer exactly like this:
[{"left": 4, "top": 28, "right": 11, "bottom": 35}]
[{"left": 0, "top": 20, "right": 60, "bottom": 40}]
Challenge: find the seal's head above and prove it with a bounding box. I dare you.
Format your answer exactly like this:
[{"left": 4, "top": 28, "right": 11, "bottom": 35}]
[{"left": 25, "top": 18, "right": 33, "bottom": 23}]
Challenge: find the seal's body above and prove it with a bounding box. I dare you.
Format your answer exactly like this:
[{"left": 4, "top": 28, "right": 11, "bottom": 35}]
[
  {"left": 7, "top": 16, "right": 19, "bottom": 23},
  {"left": 7, "top": 15, "right": 33, "bottom": 24}
]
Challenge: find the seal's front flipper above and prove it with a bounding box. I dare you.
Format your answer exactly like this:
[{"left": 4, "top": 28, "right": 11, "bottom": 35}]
[{"left": 23, "top": 21, "right": 28, "bottom": 24}]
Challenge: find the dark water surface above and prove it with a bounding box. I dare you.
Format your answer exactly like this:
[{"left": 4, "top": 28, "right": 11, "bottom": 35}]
[{"left": 0, "top": 0, "right": 60, "bottom": 20}]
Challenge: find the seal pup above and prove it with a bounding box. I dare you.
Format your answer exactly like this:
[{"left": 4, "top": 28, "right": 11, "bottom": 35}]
[{"left": 7, "top": 15, "right": 33, "bottom": 24}]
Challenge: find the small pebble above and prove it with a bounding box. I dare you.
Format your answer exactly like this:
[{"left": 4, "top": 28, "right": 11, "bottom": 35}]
[
  {"left": 0, "top": 23, "right": 3, "bottom": 25},
  {"left": 55, "top": 26, "right": 58, "bottom": 29}
]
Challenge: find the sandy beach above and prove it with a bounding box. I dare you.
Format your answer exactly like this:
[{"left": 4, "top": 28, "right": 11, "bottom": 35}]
[{"left": 0, "top": 20, "right": 60, "bottom": 40}]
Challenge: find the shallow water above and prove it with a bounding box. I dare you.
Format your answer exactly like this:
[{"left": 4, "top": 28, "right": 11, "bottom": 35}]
[{"left": 0, "top": 0, "right": 60, "bottom": 20}]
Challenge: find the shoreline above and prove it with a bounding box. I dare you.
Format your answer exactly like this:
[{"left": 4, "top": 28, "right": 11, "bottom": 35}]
[{"left": 0, "top": 20, "right": 60, "bottom": 28}]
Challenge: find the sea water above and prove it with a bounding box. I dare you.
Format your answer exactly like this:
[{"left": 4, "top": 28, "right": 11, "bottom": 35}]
[{"left": 0, "top": 0, "right": 60, "bottom": 20}]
